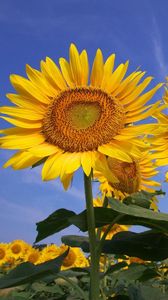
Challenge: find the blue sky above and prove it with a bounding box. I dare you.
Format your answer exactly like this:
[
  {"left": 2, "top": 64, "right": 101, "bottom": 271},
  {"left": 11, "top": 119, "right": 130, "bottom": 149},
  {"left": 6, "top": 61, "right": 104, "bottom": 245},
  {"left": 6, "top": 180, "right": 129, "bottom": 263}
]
[{"left": 0, "top": 0, "right": 168, "bottom": 245}]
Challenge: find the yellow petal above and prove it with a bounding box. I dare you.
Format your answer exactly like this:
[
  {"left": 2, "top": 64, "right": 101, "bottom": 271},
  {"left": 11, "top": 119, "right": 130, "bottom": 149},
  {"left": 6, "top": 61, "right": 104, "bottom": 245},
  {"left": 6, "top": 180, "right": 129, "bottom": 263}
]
[
  {"left": 106, "top": 61, "right": 129, "bottom": 93},
  {"left": 42, "top": 152, "right": 63, "bottom": 181},
  {"left": 69, "top": 44, "right": 82, "bottom": 85},
  {"left": 155, "top": 158, "right": 168, "bottom": 166},
  {"left": 94, "top": 155, "right": 118, "bottom": 183},
  {"left": 121, "top": 76, "right": 153, "bottom": 106},
  {"left": 26, "top": 64, "right": 57, "bottom": 97},
  {"left": 101, "top": 54, "right": 115, "bottom": 89},
  {"left": 10, "top": 74, "right": 49, "bottom": 104},
  {"left": 45, "top": 57, "right": 67, "bottom": 90},
  {"left": 0, "top": 106, "right": 44, "bottom": 120},
  {"left": 80, "top": 50, "right": 89, "bottom": 85},
  {"left": 117, "top": 71, "right": 145, "bottom": 98},
  {"left": 113, "top": 71, "right": 142, "bottom": 97},
  {"left": 127, "top": 83, "right": 163, "bottom": 111},
  {"left": 61, "top": 173, "right": 73, "bottom": 190},
  {"left": 90, "top": 49, "right": 104, "bottom": 87},
  {"left": 6, "top": 93, "right": 46, "bottom": 113},
  {"left": 0, "top": 127, "right": 38, "bottom": 135},
  {"left": 0, "top": 116, "right": 42, "bottom": 129},
  {"left": 98, "top": 144, "right": 132, "bottom": 162},
  {"left": 0, "top": 133, "right": 45, "bottom": 149},
  {"left": 3, "top": 151, "right": 41, "bottom": 169},
  {"left": 81, "top": 152, "right": 92, "bottom": 176},
  {"left": 126, "top": 101, "right": 161, "bottom": 123},
  {"left": 28, "top": 142, "right": 59, "bottom": 157},
  {"left": 59, "top": 58, "right": 75, "bottom": 88},
  {"left": 141, "top": 180, "right": 160, "bottom": 187},
  {"left": 62, "top": 152, "right": 81, "bottom": 175}
]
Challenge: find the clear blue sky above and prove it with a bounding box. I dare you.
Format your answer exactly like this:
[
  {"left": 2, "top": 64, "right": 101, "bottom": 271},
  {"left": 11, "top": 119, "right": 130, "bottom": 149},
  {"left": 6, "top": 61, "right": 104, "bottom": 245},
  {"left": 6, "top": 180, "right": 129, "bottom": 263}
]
[{"left": 0, "top": 0, "right": 168, "bottom": 245}]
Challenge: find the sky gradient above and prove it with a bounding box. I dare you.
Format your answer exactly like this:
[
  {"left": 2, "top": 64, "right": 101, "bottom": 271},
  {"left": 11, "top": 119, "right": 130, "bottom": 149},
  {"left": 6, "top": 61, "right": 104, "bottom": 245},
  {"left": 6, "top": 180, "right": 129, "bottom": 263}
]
[{"left": 0, "top": 0, "right": 168, "bottom": 245}]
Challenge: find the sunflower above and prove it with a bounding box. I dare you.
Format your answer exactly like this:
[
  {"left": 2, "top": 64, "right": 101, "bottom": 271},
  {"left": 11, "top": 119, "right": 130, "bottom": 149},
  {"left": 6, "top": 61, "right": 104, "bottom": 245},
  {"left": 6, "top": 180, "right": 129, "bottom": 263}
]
[
  {"left": 9, "top": 239, "right": 31, "bottom": 259},
  {"left": 94, "top": 151, "right": 160, "bottom": 205},
  {"left": 24, "top": 248, "right": 41, "bottom": 265},
  {"left": 40, "top": 244, "right": 60, "bottom": 263},
  {"left": 0, "top": 44, "right": 163, "bottom": 188},
  {"left": 0, "top": 243, "right": 12, "bottom": 267},
  {"left": 150, "top": 113, "right": 168, "bottom": 166},
  {"left": 59, "top": 244, "right": 88, "bottom": 270}
]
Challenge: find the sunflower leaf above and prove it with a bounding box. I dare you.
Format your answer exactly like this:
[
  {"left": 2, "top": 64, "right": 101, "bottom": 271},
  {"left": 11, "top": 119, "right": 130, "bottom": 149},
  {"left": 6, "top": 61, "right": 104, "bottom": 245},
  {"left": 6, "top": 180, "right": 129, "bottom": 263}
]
[
  {"left": 62, "top": 230, "right": 168, "bottom": 260},
  {"left": 35, "top": 209, "right": 76, "bottom": 243},
  {"left": 123, "top": 190, "right": 164, "bottom": 208},
  {"left": 70, "top": 197, "right": 168, "bottom": 232}
]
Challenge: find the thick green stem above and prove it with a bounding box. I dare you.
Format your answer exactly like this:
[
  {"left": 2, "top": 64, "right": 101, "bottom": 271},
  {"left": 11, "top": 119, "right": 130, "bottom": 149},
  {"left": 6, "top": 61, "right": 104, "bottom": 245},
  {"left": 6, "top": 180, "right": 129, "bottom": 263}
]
[{"left": 83, "top": 172, "right": 100, "bottom": 300}]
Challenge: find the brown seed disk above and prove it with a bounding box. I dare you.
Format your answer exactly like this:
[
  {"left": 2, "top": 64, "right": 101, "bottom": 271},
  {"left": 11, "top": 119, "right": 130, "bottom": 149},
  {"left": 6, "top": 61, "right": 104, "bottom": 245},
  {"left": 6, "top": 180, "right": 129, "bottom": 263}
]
[
  {"left": 107, "top": 157, "right": 141, "bottom": 194},
  {"left": 42, "top": 87, "right": 125, "bottom": 152}
]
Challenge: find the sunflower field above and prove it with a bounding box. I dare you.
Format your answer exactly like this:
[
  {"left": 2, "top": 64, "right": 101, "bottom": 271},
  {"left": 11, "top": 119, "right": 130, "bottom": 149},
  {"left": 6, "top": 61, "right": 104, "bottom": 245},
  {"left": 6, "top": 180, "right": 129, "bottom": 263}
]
[{"left": 1, "top": 44, "right": 168, "bottom": 299}]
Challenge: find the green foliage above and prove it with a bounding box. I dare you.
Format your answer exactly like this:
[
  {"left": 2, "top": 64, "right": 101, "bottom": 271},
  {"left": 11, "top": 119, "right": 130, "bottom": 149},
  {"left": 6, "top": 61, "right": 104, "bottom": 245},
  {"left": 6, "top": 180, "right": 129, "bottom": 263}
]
[
  {"left": 62, "top": 230, "right": 168, "bottom": 261},
  {"left": 123, "top": 190, "right": 165, "bottom": 208},
  {"left": 0, "top": 250, "right": 68, "bottom": 289},
  {"left": 70, "top": 198, "right": 168, "bottom": 232},
  {"left": 35, "top": 193, "right": 168, "bottom": 245},
  {"left": 36, "top": 209, "right": 76, "bottom": 242}
]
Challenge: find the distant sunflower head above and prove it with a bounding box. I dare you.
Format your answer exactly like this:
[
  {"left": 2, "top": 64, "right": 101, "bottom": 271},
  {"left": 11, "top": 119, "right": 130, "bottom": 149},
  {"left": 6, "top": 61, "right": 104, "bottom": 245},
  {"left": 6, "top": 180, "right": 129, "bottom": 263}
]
[
  {"left": 9, "top": 240, "right": 30, "bottom": 258},
  {"left": 40, "top": 244, "right": 60, "bottom": 263},
  {"left": 0, "top": 44, "right": 163, "bottom": 188},
  {"left": 94, "top": 151, "right": 160, "bottom": 201},
  {"left": 25, "top": 248, "right": 41, "bottom": 265},
  {"left": 59, "top": 244, "right": 88, "bottom": 270}
]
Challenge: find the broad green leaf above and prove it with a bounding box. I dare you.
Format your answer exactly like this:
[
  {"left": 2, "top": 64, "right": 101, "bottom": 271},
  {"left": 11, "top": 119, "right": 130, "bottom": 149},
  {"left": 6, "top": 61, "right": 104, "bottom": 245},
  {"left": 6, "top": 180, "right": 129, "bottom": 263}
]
[
  {"left": 35, "top": 209, "right": 76, "bottom": 242},
  {"left": 62, "top": 230, "right": 168, "bottom": 260},
  {"left": 104, "top": 262, "right": 128, "bottom": 276},
  {"left": 123, "top": 190, "right": 165, "bottom": 209},
  {"left": 32, "top": 282, "right": 64, "bottom": 294},
  {"left": 0, "top": 250, "right": 68, "bottom": 289},
  {"left": 101, "top": 230, "right": 168, "bottom": 260},
  {"left": 111, "top": 264, "right": 148, "bottom": 282},
  {"left": 35, "top": 196, "right": 168, "bottom": 243},
  {"left": 128, "top": 284, "right": 168, "bottom": 300},
  {"left": 61, "top": 235, "right": 89, "bottom": 248},
  {"left": 69, "top": 198, "right": 168, "bottom": 232}
]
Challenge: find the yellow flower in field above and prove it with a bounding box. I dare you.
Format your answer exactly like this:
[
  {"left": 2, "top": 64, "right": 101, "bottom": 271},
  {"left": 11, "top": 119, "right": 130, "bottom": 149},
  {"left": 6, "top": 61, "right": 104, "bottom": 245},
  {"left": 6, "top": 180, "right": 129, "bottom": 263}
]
[
  {"left": 151, "top": 112, "right": 168, "bottom": 167},
  {"left": 0, "top": 44, "right": 163, "bottom": 188},
  {"left": 40, "top": 244, "right": 60, "bottom": 263},
  {"left": 9, "top": 240, "right": 31, "bottom": 259},
  {"left": 0, "top": 243, "right": 9, "bottom": 266},
  {"left": 59, "top": 244, "right": 88, "bottom": 270},
  {"left": 95, "top": 151, "right": 160, "bottom": 201},
  {"left": 25, "top": 248, "right": 41, "bottom": 265}
]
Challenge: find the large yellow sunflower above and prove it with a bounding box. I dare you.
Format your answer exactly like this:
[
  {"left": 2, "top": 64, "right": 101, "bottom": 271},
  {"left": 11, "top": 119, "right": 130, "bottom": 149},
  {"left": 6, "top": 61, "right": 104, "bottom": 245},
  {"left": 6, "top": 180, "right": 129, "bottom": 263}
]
[
  {"left": 94, "top": 151, "right": 160, "bottom": 206},
  {"left": 0, "top": 44, "right": 163, "bottom": 188}
]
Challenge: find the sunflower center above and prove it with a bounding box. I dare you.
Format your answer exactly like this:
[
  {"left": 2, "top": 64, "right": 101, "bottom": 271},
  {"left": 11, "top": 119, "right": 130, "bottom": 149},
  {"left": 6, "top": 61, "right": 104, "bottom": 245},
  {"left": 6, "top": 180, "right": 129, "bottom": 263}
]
[
  {"left": 107, "top": 157, "right": 141, "bottom": 194},
  {"left": 28, "top": 252, "right": 40, "bottom": 264},
  {"left": 0, "top": 249, "right": 5, "bottom": 259},
  {"left": 68, "top": 103, "right": 100, "bottom": 129},
  {"left": 43, "top": 87, "right": 125, "bottom": 152},
  {"left": 11, "top": 244, "right": 21, "bottom": 254}
]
